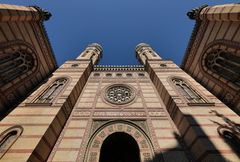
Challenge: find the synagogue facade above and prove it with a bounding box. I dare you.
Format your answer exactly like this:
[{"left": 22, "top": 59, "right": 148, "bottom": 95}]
[{"left": 0, "top": 3, "right": 239, "bottom": 162}]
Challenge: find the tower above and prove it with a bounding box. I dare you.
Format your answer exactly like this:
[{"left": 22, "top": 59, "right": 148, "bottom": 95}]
[
  {"left": 0, "top": 43, "right": 101, "bottom": 161},
  {"left": 76, "top": 43, "right": 103, "bottom": 65}
]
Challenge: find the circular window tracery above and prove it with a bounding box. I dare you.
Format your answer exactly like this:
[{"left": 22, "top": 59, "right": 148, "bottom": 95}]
[{"left": 105, "top": 85, "right": 135, "bottom": 105}]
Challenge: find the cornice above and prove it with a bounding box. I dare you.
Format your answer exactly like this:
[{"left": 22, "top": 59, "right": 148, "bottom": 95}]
[
  {"left": 181, "top": 5, "right": 208, "bottom": 68},
  {"left": 186, "top": 5, "right": 208, "bottom": 20},
  {"left": 30, "top": 6, "right": 52, "bottom": 21},
  {"left": 93, "top": 65, "right": 145, "bottom": 71}
]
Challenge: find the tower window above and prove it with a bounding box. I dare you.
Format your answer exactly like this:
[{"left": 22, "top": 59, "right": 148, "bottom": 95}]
[
  {"left": 71, "top": 64, "right": 79, "bottom": 67},
  {"left": 0, "top": 125, "right": 23, "bottom": 159},
  {"left": 34, "top": 78, "right": 68, "bottom": 103},
  {"left": 172, "top": 78, "right": 206, "bottom": 103},
  {"left": 160, "top": 64, "right": 167, "bottom": 67}
]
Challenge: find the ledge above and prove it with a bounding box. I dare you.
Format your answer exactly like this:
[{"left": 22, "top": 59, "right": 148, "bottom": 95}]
[
  {"left": 93, "top": 65, "right": 145, "bottom": 71},
  {"left": 25, "top": 103, "right": 52, "bottom": 106},
  {"left": 187, "top": 102, "right": 215, "bottom": 106}
]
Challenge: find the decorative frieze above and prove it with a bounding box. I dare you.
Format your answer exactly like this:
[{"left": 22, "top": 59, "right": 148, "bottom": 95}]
[{"left": 94, "top": 65, "right": 145, "bottom": 71}]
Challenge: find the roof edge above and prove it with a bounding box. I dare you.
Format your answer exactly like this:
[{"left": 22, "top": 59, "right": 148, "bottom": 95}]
[{"left": 181, "top": 5, "right": 208, "bottom": 68}]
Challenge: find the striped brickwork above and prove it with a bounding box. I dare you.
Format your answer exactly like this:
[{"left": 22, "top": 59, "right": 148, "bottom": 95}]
[
  {"left": 182, "top": 4, "right": 240, "bottom": 114},
  {"left": 47, "top": 69, "right": 190, "bottom": 162},
  {"left": 145, "top": 58, "right": 239, "bottom": 161},
  {"left": 0, "top": 57, "right": 95, "bottom": 161},
  {"left": 0, "top": 4, "right": 57, "bottom": 116}
]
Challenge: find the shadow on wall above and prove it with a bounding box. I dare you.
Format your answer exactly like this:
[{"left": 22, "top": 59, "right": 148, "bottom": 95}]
[
  {"left": 210, "top": 110, "right": 240, "bottom": 157},
  {"left": 149, "top": 132, "right": 193, "bottom": 162},
  {"left": 147, "top": 112, "right": 240, "bottom": 162}
]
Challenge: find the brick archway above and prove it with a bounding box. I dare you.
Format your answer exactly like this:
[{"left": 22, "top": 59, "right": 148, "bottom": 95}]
[{"left": 84, "top": 120, "right": 154, "bottom": 162}]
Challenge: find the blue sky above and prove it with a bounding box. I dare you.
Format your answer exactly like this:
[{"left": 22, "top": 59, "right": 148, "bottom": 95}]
[{"left": 2, "top": 1, "right": 239, "bottom": 66}]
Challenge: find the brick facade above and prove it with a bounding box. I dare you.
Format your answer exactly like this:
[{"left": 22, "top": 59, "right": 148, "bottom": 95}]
[{"left": 0, "top": 3, "right": 239, "bottom": 162}]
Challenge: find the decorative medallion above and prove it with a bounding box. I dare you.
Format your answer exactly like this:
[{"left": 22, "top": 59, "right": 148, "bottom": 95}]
[{"left": 105, "top": 84, "right": 135, "bottom": 105}]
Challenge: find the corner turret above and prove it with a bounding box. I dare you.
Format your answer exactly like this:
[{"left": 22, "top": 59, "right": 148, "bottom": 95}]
[
  {"left": 135, "top": 43, "right": 161, "bottom": 65},
  {"left": 76, "top": 43, "right": 103, "bottom": 65}
]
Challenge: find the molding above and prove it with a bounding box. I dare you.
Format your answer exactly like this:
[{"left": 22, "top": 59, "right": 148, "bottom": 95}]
[
  {"left": 187, "top": 5, "right": 208, "bottom": 20},
  {"left": 94, "top": 65, "right": 145, "bottom": 71},
  {"left": 187, "top": 102, "right": 215, "bottom": 106},
  {"left": 30, "top": 6, "right": 52, "bottom": 21},
  {"left": 181, "top": 5, "right": 209, "bottom": 69}
]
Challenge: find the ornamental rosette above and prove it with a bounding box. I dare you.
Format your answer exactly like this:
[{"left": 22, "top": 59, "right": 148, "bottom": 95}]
[{"left": 105, "top": 84, "right": 135, "bottom": 105}]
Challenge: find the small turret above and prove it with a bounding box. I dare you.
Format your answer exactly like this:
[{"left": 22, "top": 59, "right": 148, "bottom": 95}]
[
  {"left": 76, "top": 43, "right": 103, "bottom": 64},
  {"left": 135, "top": 43, "right": 161, "bottom": 65}
]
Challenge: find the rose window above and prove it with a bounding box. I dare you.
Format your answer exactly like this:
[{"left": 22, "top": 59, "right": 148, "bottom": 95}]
[{"left": 105, "top": 85, "right": 135, "bottom": 104}]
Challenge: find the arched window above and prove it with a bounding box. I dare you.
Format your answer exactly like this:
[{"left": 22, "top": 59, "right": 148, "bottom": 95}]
[
  {"left": 0, "top": 50, "right": 34, "bottom": 85},
  {"left": 106, "top": 73, "right": 112, "bottom": 77},
  {"left": 0, "top": 125, "right": 23, "bottom": 159},
  {"left": 172, "top": 78, "right": 206, "bottom": 103},
  {"left": 126, "top": 73, "right": 132, "bottom": 77},
  {"left": 205, "top": 49, "right": 240, "bottom": 86},
  {"left": 218, "top": 126, "right": 240, "bottom": 154},
  {"left": 116, "top": 73, "right": 122, "bottom": 77},
  {"left": 93, "top": 73, "right": 100, "bottom": 77},
  {"left": 138, "top": 73, "right": 145, "bottom": 77},
  {"left": 34, "top": 78, "right": 67, "bottom": 103}
]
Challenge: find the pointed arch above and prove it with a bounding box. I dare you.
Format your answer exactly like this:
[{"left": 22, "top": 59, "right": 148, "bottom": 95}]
[
  {"left": 0, "top": 41, "right": 38, "bottom": 87},
  {"left": 171, "top": 77, "right": 206, "bottom": 103},
  {"left": 204, "top": 49, "right": 240, "bottom": 86},
  {"left": 34, "top": 78, "right": 68, "bottom": 103},
  {"left": 201, "top": 40, "right": 240, "bottom": 88},
  {"left": 0, "top": 125, "right": 23, "bottom": 159}
]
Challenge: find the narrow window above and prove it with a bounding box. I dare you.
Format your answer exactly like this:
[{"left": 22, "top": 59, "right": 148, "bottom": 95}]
[
  {"left": 172, "top": 78, "right": 206, "bottom": 103},
  {"left": 93, "top": 73, "right": 100, "bottom": 77},
  {"left": 0, "top": 50, "right": 34, "bottom": 85},
  {"left": 116, "top": 73, "right": 122, "bottom": 77},
  {"left": 71, "top": 64, "right": 79, "bottom": 67},
  {"left": 0, "top": 126, "right": 23, "bottom": 159},
  {"left": 81, "top": 50, "right": 89, "bottom": 57},
  {"left": 149, "top": 50, "right": 157, "bottom": 57},
  {"left": 126, "top": 73, "right": 132, "bottom": 77},
  {"left": 106, "top": 73, "right": 112, "bottom": 77},
  {"left": 160, "top": 64, "right": 167, "bottom": 67},
  {"left": 205, "top": 49, "right": 240, "bottom": 86},
  {"left": 35, "top": 78, "right": 67, "bottom": 103}
]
